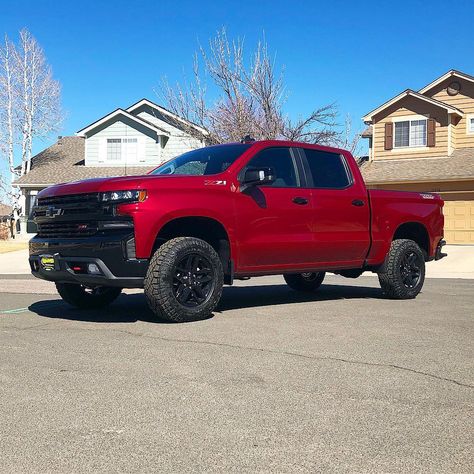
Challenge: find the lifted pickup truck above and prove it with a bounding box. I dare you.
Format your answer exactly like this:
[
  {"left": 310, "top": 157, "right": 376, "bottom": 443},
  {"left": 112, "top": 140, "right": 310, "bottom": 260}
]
[{"left": 30, "top": 140, "right": 446, "bottom": 322}]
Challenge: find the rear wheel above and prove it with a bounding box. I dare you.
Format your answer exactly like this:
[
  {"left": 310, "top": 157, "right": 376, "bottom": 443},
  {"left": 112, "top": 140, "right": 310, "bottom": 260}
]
[
  {"left": 378, "top": 239, "right": 425, "bottom": 299},
  {"left": 284, "top": 272, "right": 325, "bottom": 292},
  {"left": 56, "top": 283, "right": 121, "bottom": 309},
  {"left": 144, "top": 237, "right": 224, "bottom": 323}
]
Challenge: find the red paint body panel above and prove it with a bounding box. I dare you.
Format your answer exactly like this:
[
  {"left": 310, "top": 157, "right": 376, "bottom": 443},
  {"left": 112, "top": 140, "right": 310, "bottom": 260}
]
[
  {"left": 36, "top": 140, "right": 445, "bottom": 276},
  {"left": 366, "top": 189, "right": 444, "bottom": 264}
]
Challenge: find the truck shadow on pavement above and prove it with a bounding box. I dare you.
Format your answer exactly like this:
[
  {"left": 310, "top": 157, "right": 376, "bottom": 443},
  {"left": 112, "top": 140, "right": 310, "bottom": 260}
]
[{"left": 28, "top": 282, "right": 384, "bottom": 324}]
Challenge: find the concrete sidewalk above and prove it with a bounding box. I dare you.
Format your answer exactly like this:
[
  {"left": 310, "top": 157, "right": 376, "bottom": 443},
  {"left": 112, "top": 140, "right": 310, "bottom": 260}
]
[
  {"left": 0, "top": 249, "right": 30, "bottom": 274},
  {"left": 424, "top": 245, "right": 474, "bottom": 279},
  {"left": 0, "top": 246, "right": 472, "bottom": 281}
]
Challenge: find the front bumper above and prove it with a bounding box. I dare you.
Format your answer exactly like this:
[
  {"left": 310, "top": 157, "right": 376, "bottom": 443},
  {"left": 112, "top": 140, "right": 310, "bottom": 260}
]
[{"left": 29, "top": 230, "right": 148, "bottom": 288}]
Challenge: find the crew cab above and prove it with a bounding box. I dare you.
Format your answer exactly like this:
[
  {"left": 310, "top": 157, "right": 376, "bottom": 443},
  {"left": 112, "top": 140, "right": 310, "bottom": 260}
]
[{"left": 30, "top": 140, "right": 446, "bottom": 322}]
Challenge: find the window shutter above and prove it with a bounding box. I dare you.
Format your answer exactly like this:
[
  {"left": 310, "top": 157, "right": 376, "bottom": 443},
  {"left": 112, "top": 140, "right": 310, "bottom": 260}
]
[
  {"left": 384, "top": 122, "right": 393, "bottom": 150},
  {"left": 427, "top": 118, "right": 436, "bottom": 147}
]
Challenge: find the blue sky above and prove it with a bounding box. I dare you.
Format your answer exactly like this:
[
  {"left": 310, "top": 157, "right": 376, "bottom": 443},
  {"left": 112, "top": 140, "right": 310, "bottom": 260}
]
[{"left": 2, "top": 0, "right": 474, "bottom": 157}]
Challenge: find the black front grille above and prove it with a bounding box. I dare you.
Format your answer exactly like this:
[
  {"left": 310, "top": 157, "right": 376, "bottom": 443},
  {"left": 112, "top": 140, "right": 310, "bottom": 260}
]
[
  {"left": 35, "top": 193, "right": 103, "bottom": 218},
  {"left": 38, "top": 193, "right": 100, "bottom": 207},
  {"left": 37, "top": 222, "right": 98, "bottom": 238}
]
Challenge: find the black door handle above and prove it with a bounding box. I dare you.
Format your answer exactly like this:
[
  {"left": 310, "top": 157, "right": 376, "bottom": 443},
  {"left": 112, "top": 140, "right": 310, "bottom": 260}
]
[
  {"left": 352, "top": 199, "right": 365, "bottom": 207},
  {"left": 293, "top": 197, "right": 309, "bottom": 205}
]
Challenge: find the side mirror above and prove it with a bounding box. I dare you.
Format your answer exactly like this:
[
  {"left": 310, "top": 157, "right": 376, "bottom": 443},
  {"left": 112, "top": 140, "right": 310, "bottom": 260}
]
[{"left": 242, "top": 167, "right": 276, "bottom": 187}]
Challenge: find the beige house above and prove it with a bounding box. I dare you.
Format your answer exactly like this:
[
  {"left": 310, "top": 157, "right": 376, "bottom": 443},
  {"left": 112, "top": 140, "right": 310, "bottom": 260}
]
[{"left": 360, "top": 70, "right": 474, "bottom": 244}]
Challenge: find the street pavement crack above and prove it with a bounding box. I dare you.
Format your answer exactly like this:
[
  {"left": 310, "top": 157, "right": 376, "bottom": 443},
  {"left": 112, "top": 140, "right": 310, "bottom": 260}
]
[
  {"left": 8, "top": 323, "right": 472, "bottom": 389},
  {"left": 108, "top": 328, "right": 474, "bottom": 390}
]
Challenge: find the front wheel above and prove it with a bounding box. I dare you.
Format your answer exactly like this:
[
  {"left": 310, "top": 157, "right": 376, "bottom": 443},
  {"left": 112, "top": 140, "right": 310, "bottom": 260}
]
[
  {"left": 284, "top": 272, "right": 325, "bottom": 292},
  {"left": 56, "top": 283, "right": 122, "bottom": 309},
  {"left": 144, "top": 237, "right": 224, "bottom": 323},
  {"left": 378, "top": 239, "right": 425, "bottom": 299}
]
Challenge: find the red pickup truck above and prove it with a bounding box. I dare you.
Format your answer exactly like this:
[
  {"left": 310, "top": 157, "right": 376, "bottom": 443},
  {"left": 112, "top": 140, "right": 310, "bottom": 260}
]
[{"left": 30, "top": 140, "right": 446, "bottom": 322}]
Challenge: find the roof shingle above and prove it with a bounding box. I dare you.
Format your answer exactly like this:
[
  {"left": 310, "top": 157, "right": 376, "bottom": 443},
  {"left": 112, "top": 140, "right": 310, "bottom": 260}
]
[
  {"left": 0, "top": 203, "right": 13, "bottom": 217},
  {"left": 14, "top": 136, "right": 154, "bottom": 186},
  {"left": 360, "top": 148, "right": 474, "bottom": 183}
]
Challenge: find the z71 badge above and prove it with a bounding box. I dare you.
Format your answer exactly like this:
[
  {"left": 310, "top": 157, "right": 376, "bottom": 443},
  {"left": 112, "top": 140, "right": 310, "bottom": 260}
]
[{"left": 204, "top": 180, "right": 227, "bottom": 186}]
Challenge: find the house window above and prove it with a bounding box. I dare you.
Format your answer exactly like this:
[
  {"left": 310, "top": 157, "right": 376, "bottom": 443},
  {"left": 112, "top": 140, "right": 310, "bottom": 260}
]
[
  {"left": 106, "top": 138, "right": 139, "bottom": 162},
  {"left": 123, "top": 138, "right": 138, "bottom": 161},
  {"left": 468, "top": 117, "right": 474, "bottom": 134},
  {"left": 107, "top": 139, "right": 122, "bottom": 161},
  {"left": 394, "top": 119, "right": 427, "bottom": 148}
]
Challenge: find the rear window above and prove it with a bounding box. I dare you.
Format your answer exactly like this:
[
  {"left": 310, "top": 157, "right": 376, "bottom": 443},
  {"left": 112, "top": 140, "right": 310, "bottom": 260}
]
[
  {"left": 151, "top": 144, "right": 251, "bottom": 176},
  {"left": 303, "top": 149, "right": 351, "bottom": 189}
]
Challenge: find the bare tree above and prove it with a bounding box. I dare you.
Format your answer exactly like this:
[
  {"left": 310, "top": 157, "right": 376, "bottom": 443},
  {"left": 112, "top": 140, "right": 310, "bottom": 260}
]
[
  {"left": 335, "top": 114, "right": 363, "bottom": 156},
  {"left": 159, "top": 29, "right": 339, "bottom": 144},
  {"left": 0, "top": 35, "right": 17, "bottom": 186},
  {"left": 14, "top": 29, "right": 62, "bottom": 174},
  {"left": 0, "top": 29, "right": 62, "bottom": 203}
]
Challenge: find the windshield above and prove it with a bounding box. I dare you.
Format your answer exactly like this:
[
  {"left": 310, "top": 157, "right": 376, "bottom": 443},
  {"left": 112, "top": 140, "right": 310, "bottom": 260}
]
[{"left": 151, "top": 144, "right": 252, "bottom": 176}]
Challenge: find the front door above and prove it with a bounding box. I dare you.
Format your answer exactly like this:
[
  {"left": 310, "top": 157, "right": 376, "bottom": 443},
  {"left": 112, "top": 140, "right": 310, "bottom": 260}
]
[{"left": 234, "top": 147, "right": 314, "bottom": 270}]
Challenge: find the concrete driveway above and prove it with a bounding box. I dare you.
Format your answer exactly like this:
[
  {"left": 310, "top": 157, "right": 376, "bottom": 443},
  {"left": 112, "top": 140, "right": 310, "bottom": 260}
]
[
  {"left": 1, "top": 244, "right": 473, "bottom": 278},
  {"left": 0, "top": 275, "right": 472, "bottom": 472}
]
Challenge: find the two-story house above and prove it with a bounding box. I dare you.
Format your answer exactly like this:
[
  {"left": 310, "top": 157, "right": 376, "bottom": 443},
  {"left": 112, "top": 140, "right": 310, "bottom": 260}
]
[
  {"left": 360, "top": 70, "right": 474, "bottom": 244},
  {"left": 13, "top": 99, "right": 206, "bottom": 234}
]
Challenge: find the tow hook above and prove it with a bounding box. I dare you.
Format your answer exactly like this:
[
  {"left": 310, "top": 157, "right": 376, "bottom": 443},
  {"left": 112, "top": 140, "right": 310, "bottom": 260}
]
[{"left": 435, "top": 239, "right": 447, "bottom": 260}]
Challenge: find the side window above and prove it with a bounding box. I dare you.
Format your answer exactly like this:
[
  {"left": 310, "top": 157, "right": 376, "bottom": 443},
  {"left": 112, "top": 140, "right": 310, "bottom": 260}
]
[
  {"left": 303, "top": 149, "right": 351, "bottom": 189},
  {"left": 243, "top": 147, "right": 299, "bottom": 188}
]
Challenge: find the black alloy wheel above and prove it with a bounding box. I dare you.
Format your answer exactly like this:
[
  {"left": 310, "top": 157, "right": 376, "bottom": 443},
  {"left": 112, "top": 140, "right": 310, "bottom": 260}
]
[
  {"left": 400, "top": 251, "right": 422, "bottom": 289},
  {"left": 144, "top": 237, "right": 224, "bottom": 322},
  {"left": 378, "top": 239, "right": 426, "bottom": 299},
  {"left": 55, "top": 283, "right": 122, "bottom": 309},
  {"left": 173, "top": 253, "right": 215, "bottom": 308},
  {"left": 284, "top": 271, "right": 325, "bottom": 292},
  {"left": 300, "top": 272, "right": 320, "bottom": 282}
]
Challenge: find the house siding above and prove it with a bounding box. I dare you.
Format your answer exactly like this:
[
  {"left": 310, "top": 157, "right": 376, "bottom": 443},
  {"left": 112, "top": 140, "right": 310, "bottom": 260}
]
[
  {"left": 372, "top": 97, "right": 449, "bottom": 160},
  {"left": 363, "top": 72, "right": 474, "bottom": 244},
  {"left": 426, "top": 80, "right": 474, "bottom": 149},
  {"left": 85, "top": 119, "right": 160, "bottom": 166},
  {"left": 136, "top": 109, "right": 203, "bottom": 162}
]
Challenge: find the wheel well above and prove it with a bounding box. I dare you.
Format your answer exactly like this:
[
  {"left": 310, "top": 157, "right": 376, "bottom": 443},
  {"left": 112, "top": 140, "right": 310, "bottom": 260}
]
[
  {"left": 393, "top": 222, "right": 429, "bottom": 256},
  {"left": 154, "top": 217, "right": 232, "bottom": 276}
]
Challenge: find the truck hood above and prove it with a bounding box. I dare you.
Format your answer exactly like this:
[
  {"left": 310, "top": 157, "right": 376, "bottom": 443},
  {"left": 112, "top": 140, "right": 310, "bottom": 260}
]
[{"left": 37, "top": 175, "right": 158, "bottom": 198}]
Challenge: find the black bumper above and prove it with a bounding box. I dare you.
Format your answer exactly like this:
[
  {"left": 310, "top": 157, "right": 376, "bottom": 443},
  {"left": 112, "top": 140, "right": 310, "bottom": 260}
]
[
  {"left": 435, "top": 239, "right": 447, "bottom": 261},
  {"left": 29, "top": 230, "right": 148, "bottom": 288}
]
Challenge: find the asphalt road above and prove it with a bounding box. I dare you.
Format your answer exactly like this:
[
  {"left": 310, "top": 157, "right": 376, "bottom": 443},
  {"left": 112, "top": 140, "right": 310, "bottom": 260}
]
[{"left": 0, "top": 275, "right": 473, "bottom": 473}]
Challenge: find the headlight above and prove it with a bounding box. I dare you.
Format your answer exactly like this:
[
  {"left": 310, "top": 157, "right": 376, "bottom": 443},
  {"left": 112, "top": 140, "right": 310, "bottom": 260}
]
[{"left": 100, "top": 190, "right": 147, "bottom": 203}]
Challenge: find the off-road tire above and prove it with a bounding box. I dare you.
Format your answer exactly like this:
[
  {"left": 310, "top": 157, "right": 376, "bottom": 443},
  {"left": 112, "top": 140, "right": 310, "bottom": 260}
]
[
  {"left": 378, "top": 239, "right": 425, "bottom": 299},
  {"left": 144, "top": 237, "right": 224, "bottom": 323},
  {"left": 56, "top": 283, "right": 122, "bottom": 309},
  {"left": 284, "top": 272, "right": 325, "bottom": 292}
]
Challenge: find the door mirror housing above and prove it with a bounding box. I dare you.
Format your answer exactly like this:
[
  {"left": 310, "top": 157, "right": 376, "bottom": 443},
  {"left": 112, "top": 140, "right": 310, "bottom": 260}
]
[{"left": 241, "top": 167, "right": 276, "bottom": 187}]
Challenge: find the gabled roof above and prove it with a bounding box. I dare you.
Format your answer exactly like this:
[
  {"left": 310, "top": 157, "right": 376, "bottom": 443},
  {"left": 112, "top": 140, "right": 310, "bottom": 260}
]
[
  {"left": 419, "top": 69, "right": 474, "bottom": 94},
  {"left": 126, "top": 98, "right": 209, "bottom": 136},
  {"left": 76, "top": 108, "right": 170, "bottom": 137},
  {"left": 362, "top": 89, "right": 463, "bottom": 123}
]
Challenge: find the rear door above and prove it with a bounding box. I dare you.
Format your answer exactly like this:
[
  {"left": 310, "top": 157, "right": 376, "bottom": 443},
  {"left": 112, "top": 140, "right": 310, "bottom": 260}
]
[
  {"left": 234, "top": 146, "right": 315, "bottom": 269},
  {"left": 299, "top": 147, "right": 371, "bottom": 266}
]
